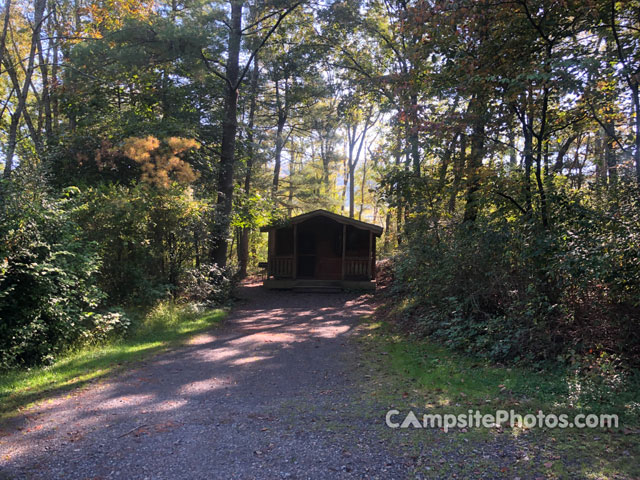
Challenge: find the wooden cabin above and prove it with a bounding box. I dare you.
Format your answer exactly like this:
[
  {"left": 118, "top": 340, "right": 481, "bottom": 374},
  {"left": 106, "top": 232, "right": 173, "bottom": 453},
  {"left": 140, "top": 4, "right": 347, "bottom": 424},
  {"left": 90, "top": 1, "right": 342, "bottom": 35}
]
[{"left": 260, "top": 209, "right": 383, "bottom": 291}]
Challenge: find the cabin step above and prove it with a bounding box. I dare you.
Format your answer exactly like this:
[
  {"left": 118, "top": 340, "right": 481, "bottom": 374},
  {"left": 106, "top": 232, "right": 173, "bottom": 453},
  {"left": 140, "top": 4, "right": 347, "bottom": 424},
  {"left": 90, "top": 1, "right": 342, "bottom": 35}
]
[
  {"left": 293, "top": 286, "right": 343, "bottom": 293},
  {"left": 292, "top": 282, "right": 343, "bottom": 293},
  {"left": 294, "top": 280, "right": 341, "bottom": 287}
]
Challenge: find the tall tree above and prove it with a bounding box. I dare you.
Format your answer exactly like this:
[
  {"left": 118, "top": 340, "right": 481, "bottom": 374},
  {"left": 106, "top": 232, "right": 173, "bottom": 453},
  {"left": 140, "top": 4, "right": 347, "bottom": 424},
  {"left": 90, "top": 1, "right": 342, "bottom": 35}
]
[
  {"left": 344, "top": 100, "right": 376, "bottom": 218},
  {"left": 2, "top": 0, "right": 45, "bottom": 178},
  {"left": 205, "top": 0, "right": 302, "bottom": 266},
  {"left": 607, "top": 0, "right": 640, "bottom": 182},
  {"left": 238, "top": 54, "right": 260, "bottom": 277}
]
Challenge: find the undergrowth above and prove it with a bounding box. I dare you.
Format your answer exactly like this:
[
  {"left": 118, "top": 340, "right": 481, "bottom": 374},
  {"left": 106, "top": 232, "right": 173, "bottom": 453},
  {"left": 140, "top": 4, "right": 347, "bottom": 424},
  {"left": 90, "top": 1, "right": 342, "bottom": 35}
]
[{"left": 0, "top": 301, "right": 226, "bottom": 420}]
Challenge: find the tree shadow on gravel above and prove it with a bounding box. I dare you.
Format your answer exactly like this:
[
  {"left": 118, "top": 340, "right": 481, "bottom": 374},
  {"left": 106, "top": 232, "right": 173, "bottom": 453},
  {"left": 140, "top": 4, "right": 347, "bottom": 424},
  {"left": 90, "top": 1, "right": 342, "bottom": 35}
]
[{"left": 1, "top": 284, "right": 401, "bottom": 479}]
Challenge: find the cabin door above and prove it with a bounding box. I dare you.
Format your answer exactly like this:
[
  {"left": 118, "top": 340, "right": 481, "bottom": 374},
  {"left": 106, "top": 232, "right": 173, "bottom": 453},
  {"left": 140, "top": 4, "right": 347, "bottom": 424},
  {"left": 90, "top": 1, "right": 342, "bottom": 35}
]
[{"left": 297, "top": 230, "right": 316, "bottom": 277}]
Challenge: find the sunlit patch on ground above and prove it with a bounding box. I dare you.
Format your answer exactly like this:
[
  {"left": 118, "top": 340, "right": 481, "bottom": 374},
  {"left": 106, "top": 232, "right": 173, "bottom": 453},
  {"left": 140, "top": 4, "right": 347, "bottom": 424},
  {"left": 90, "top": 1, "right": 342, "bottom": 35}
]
[
  {"left": 187, "top": 333, "right": 217, "bottom": 345},
  {"left": 0, "top": 284, "right": 397, "bottom": 479}
]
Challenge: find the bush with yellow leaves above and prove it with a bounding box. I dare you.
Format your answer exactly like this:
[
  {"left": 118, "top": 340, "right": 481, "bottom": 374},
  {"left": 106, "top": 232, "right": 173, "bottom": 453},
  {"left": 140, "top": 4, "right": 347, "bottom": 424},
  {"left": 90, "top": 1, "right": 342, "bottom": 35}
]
[{"left": 122, "top": 136, "right": 199, "bottom": 188}]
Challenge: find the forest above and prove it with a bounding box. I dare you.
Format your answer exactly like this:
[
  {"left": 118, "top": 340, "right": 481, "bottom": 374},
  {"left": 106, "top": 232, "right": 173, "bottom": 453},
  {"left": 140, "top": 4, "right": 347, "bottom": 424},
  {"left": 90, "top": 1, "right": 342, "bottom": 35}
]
[{"left": 0, "top": 0, "right": 639, "bottom": 397}]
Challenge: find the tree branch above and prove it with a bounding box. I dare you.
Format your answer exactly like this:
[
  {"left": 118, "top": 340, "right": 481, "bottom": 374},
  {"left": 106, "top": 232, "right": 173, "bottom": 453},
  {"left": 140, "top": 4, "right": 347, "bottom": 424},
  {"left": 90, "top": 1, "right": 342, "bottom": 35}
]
[
  {"left": 200, "top": 50, "right": 231, "bottom": 87},
  {"left": 493, "top": 190, "right": 527, "bottom": 215},
  {"left": 235, "top": 1, "right": 303, "bottom": 90}
]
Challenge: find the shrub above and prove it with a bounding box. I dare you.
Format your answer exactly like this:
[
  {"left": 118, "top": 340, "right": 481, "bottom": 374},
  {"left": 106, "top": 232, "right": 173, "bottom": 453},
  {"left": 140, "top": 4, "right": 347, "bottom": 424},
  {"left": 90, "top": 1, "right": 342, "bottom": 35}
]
[
  {"left": 74, "top": 183, "right": 210, "bottom": 304},
  {"left": 0, "top": 180, "right": 111, "bottom": 367},
  {"left": 178, "top": 263, "right": 236, "bottom": 307},
  {"left": 80, "top": 310, "right": 132, "bottom": 344},
  {"left": 390, "top": 182, "right": 640, "bottom": 368}
]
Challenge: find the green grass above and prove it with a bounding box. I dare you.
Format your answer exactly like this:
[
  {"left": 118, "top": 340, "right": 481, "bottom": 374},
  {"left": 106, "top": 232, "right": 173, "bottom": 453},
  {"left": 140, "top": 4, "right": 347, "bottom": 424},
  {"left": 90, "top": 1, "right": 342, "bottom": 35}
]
[
  {"left": 357, "top": 316, "right": 640, "bottom": 479},
  {"left": 359, "top": 317, "right": 640, "bottom": 421},
  {"left": 0, "top": 302, "right": 226, "bottom": 420}
]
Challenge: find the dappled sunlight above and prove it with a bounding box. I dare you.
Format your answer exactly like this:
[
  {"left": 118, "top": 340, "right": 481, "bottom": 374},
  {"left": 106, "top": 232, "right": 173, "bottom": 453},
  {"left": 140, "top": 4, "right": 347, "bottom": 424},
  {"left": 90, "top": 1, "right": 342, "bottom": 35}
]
[
  {"left": 0, "top": 285, "right": 372, "bottom": 472},
  {"left": 187, "top": 333, "right": 218, "bottom": 345},
  {"left": 178, "top": 378, "right": 224, "bottom": 395},
  {"left": 150, "top": 399, "right": 189, "bottom": 412},
  {"left": 95, "top": 392, "right": 159, "bottom": 410},
  {"left": 237, "top": 332, "right": 300, "bottom": 344},
  {"left": 235, "top": 321, "right": 286, "bottom": 331},
  {"left": 191, "top": 345, "right": 244, "bottom": 362},
  {"left": 310, "top": 325, "right": 351, "bottom": 338},
  {"left": 230, "top": 355, "right": 274, "bottom": 366}
]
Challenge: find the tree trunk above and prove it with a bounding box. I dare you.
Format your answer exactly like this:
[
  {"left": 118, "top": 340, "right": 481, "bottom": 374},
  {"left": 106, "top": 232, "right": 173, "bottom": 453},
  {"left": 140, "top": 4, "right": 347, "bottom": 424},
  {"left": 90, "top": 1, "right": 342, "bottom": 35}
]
[
  {"left": 594, "top": 129, "right": 605, "bottom": 183},
  {"left": 508, "top": 124, "right": 517, "bottom": 166},
  {"left": 51, "top": 29, "right": 59, "bottom": 127},
  {"left": 211, "top": 0, "right": 243, "bottom": 267},
  {"left": 340, "top": 139, "right": 348, "bottom": 214},
  {"left": 383, "top": 211, "right": 391, "bottom": 251},
  {"left": 272, "top": 80, "right": 286, "bottom": 194},
  {"left": 409, "top": 94, "right": 420, "bottom": 175},
  {"left": 394, "top": 150, "right": 403, "bottom": 245},
  {"left": 348, "top": 164, "right": 356, "bottom": 218},
  {"left": 448, "top": 134, "right": 466, "bottom": 213},
  {"left": 0, "top": 0, "right": 11, "bottom": 68},
  {"left": 522, "top": 120, "right": 534, "bottom": 212},
  {"left": 2, "top": 0, "right": 45, "bottom": 178},
  {"left": 438, "top": 132, "right": 458, "bottom": 193},
  {"left": 287, "top": 137, "right": 295, "bottom": 217},
  {"left": 238, "top": 55, "right": 259, "bottom": 278},
  {"left": 320, "top": 136, "right": 332, "bottom": 194},
  {"left": 347, "top": 127, "right": 355, "bottom": 217},
  {"left": 605, "top": 117, "right": 617, "bottom": 186},
  {"left": 577, "top": 135, "right": 591, "bottom": 189},
  {"left": 463, "top": 96, "right": 486, "bottom": 223},
  {"left": 552, "top": 133, "right": 579, "bottom": 173},
  {"left": 347, "top": 111, "right": 374, "bottom": 218},
  {"left": 535, "top": 85, "right": 549, "bottom": 228},
  {"left": 36, "top": 18, "right": 53, "bottom": 144},
  {"left": 358, "top": 148, "right": 368, "bottom": 221},
  {"left": 632, "top": 84, "right": 640, "bottom": 183}
]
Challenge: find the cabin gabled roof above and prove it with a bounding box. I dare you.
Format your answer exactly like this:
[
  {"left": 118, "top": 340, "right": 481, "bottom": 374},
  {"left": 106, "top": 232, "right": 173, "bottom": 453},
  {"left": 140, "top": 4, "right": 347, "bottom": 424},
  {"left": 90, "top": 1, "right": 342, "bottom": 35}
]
[{"left": 260, "top": 209, "right": 383, "bottom": 236}]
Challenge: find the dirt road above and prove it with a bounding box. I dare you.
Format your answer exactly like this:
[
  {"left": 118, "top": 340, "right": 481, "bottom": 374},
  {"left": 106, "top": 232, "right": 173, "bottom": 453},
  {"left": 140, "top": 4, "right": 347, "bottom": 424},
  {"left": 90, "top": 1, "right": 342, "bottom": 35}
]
[{"left": 0, "top": 284, "right": 408, "bottom": 479}]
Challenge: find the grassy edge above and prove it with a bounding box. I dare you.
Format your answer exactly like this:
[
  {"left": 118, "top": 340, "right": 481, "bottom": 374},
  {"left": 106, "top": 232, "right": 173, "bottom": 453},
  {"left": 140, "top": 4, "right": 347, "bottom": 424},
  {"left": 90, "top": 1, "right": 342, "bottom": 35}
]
[
  {"left": 0, "top": 303, "right": 227, "bottom": 423},
  {"left": 354, "top": 308, "right": 640, "bottom": 479}
]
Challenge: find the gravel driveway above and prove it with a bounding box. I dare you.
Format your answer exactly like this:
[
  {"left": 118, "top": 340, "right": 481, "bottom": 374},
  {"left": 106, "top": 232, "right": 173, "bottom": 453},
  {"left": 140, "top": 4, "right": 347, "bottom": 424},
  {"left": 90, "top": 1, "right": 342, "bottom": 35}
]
[{"left": 0, "top": 283, "right": 409, "bottom": 480}]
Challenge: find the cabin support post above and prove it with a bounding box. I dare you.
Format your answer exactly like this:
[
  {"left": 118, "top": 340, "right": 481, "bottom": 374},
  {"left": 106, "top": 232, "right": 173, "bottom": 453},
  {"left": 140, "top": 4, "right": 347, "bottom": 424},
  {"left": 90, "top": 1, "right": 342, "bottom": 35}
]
[
  {"left": 267, "top": 230, "right": 273, "bottom": 277},
  {"left": 368, "top": 230, "right": 373, "bottom": 280},
  {"left": 293, "top": 224, "right": 297, "bottom": 279},
  {"left": 341, "top": 224, "right": 347, "bottom": 280}
]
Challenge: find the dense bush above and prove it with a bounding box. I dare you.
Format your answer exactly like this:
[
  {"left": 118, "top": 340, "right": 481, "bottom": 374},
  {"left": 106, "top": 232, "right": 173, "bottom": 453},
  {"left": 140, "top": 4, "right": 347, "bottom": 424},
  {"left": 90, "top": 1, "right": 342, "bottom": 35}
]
[
  {"left": 178, "top": 263, "right": 237, "bottom": 307},
  {"left": 75, "top": 183, "right": 211, "bottom": 304},
  {"left": 0, "top": 179, "right": 128, "bottom": 368},
  {"left": 0, "top": 176, "right": 235, "bottom": 369},
  {"left": 390, "top": 182, "right": 640, "bottom": 369}
]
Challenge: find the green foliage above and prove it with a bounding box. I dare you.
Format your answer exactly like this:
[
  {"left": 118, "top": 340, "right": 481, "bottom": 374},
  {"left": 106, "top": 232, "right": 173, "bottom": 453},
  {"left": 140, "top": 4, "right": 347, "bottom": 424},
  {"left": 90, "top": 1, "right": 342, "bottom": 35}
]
[
  {"left": 0, "top": 302, "right": 226, "bottom": 419},
  {"left": 0, "top": 174, "right": 235, "bottom": 369},
  {"left": 179, "top": 263, "right": 237, "bottom": 307},
  {"left": 132, "top": 301, "right": 223, "bottom": 339},
  {"left": 0, "top": 178, "right": 115, "bottom": 368},
  {"left": 231, "top": 192, "right": 270, "bottom": 230},
  {"left": 359, "top": 319, "right": 640, "bottom": 478},
  {"left": 361, "top": 318, "right": 640, "bottom": 420},
  {"left": 2, "top": 0, "right": 640, "bottom": 411},
  {"left": 391, "top": 182, "right": 640, "bottom": 371},
  {"left": 75, "top": 183, "right": 210, "bottom": 303}
]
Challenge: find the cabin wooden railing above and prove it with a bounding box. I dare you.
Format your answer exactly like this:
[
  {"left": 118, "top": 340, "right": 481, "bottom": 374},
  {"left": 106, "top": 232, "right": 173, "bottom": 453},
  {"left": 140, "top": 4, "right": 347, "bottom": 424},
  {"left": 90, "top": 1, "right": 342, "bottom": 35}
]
[
  {"left": 269, "top": 256, "right": 371, "bottom": 280},
  {"left": 269, "top": 255, "right": 294, "bottom": 278},
  {"left": 344, "top": 256, "right": 370, "bottom": 279}
]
